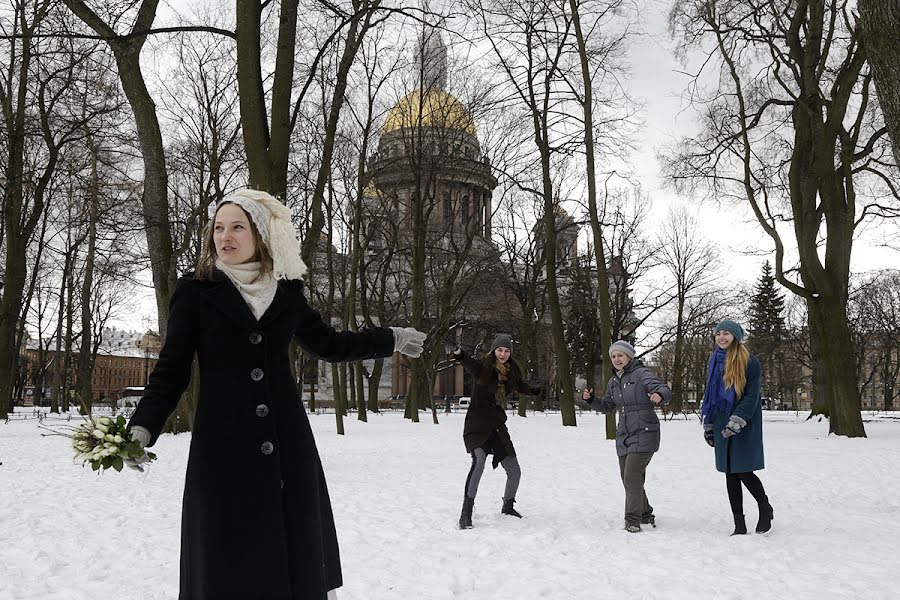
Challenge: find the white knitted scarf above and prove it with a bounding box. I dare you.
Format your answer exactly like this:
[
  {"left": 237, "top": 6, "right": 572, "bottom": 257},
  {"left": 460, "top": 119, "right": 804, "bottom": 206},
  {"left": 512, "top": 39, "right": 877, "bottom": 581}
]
[{"left": 216, "top": 259, "right": 277, "bottom": 320}]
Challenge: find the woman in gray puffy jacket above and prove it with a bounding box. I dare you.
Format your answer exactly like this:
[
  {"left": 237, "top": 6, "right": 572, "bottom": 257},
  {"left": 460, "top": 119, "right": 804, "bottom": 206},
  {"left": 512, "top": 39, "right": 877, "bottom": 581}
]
[{"left": 583, "top": 340, "right": 672, "bottom": 532}]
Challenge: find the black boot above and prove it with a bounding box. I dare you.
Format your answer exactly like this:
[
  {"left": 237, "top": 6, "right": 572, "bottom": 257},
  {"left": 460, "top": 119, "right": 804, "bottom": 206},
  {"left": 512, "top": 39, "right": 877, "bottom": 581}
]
[
  {"left": 501, "top": 498, "right": 522, "bottom": 518},
  {"left": 756, "top": 503, "right": 773, "bottom": 533},
  {"left": 458, "top": 497, "right": 474, "bottom": 529},
  {"left": 640, "top": 514, "right": 656, "bottom": 528},
  {"left": 731, "top": 514, "right": 747, "bottom": 536}
]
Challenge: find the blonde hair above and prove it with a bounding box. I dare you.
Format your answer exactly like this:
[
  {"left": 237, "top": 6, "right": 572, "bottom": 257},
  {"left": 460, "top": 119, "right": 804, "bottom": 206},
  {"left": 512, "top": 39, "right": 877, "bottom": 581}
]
[
  {"left": 195, "top": 201, "right": 274, "bottom": 281},
  {"left": 723, "top": 340, "right": 750, "bottom": 397}
]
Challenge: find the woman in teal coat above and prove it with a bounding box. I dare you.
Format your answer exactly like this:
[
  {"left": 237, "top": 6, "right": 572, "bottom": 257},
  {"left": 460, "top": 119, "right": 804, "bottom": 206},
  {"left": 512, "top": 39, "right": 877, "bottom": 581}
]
[{"left": 701, "top": 319, "right": 773, "bottom": 535}]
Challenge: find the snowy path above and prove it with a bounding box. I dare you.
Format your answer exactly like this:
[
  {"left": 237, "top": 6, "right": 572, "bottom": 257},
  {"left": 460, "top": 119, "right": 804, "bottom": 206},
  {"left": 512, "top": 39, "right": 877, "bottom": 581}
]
[{"left": 2, "top": 410, "right": 897, "bottom": 599}]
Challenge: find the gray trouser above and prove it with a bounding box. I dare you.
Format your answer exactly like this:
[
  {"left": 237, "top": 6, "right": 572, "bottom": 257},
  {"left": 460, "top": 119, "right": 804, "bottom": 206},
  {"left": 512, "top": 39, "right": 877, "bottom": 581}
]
[
  {"left": 465, "top": 448, "right": 521, "bottom": 500},
  {"left": 618, "top": 452, "right": 654, "bottom": 525}
]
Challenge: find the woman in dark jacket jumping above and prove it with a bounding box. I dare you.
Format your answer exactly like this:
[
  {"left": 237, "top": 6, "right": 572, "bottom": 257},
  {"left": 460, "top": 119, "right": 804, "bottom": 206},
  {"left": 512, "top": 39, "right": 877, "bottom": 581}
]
[
  {"left": 453, "top": 333, "right": 539, "bottom": 529},
  {"left": 583, "top": 340, "right": 671, "bottom": 533},
  {"left": 701, "top": 319, "right": 773, "bottom": 535},
  {"left": 126, "top": 189, "right": 425, "bottom": 600}
]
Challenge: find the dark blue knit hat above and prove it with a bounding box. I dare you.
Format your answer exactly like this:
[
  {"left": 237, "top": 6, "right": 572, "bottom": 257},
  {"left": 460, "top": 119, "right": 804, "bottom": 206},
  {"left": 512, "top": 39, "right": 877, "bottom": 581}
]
[{"left": 713, "top": 319, "right": 744, "bottom": 343}]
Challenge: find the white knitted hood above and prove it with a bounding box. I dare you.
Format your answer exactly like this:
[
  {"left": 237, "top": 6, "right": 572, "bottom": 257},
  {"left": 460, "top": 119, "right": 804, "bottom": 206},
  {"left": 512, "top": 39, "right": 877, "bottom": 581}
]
[{"left": 208, "top": 189, "right": 308, "bottom": 280}]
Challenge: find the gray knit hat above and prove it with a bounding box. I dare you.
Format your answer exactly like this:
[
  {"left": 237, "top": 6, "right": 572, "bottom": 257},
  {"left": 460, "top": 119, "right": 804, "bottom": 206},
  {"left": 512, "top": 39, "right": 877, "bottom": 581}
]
[
  {"left": 608, "top": 340, "right": 636, "bottom": 359},
  {"left": 713, "top": 319, "right": 744, "bottom": 343},
  {"left": 490, "top": 333, "right": 513, "bottom": 353}
]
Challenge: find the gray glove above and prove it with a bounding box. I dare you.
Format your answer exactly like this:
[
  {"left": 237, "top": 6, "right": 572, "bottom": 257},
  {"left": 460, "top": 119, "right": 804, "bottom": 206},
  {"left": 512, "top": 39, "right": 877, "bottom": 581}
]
[
  {"left": 390, "top": 326, "right": 426, "bottom": 358},
  {"left": 125, "top": 426, "right": 152, "bottom": 472},
  {"left": 721, "top": 415, "right": 746, "bottom": 438},
  {"left": 703, "top": 423, "right": 715, "bottom": 447}
]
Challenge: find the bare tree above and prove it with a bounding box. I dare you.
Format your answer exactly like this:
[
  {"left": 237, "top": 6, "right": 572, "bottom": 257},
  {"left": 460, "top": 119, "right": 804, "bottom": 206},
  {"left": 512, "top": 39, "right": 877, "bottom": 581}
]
[
  {"left": 667, "top": 0, "right": 900, "bottom": 436},
  {"left": 62, "top": 0, "right": 182, "bottom": 339},
  {"left": 656, "top": 206, "right": 719, "bottom": 412},
  {"left": 468, "top": 0, "right": 584, "bottom": 425}
]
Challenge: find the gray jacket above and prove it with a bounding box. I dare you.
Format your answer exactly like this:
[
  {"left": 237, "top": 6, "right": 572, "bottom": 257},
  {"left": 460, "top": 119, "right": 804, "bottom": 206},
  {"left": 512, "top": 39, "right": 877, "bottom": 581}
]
[{"left": 586, "top": 359, "right": 672, "bottom": 456}]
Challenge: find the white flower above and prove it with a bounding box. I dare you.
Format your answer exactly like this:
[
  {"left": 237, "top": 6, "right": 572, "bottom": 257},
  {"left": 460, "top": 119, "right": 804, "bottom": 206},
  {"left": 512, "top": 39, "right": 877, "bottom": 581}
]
[
  {"left": 113, "top": 435, "right": 124, "bottom": 444},
  {"left": 104, "top": 434, "right": 116, "bottom": 442},
  {"left": 92, "top": 429, "right": 105, "bottom": 439},
  {"left": 99, "top": 417, "right": 112, "bottom": 425}
]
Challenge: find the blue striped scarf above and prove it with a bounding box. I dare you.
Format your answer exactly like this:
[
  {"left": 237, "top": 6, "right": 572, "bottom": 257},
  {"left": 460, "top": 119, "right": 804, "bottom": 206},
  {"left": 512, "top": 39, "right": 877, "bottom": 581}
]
[{"left": 701, "top": 348, "right": 735, "bottom": 423}]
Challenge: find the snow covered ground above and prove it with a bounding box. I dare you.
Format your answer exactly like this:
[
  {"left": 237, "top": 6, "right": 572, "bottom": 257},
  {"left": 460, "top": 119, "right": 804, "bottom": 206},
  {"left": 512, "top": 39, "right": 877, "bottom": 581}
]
[{"left": 2, "top": 408, "right": 898, "bottom": 599}]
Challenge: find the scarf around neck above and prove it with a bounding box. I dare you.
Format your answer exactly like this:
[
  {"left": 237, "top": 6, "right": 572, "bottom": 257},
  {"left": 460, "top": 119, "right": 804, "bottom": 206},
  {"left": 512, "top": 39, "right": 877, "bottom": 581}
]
[
  {"left": 216, "top": 259, "right": 277, "bottom": 320},
  {"left": 701, "top": 347, "right": 735, "bottom": 423},
  {"left": 495, "top": 361, "right": 509, "bottom": 408}
]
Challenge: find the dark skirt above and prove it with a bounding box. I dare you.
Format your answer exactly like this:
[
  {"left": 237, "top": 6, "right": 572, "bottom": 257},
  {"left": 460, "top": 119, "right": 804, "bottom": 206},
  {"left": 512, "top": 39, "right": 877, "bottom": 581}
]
[{"left": 479, "top": 430, "right": 516, "bottom": 469}]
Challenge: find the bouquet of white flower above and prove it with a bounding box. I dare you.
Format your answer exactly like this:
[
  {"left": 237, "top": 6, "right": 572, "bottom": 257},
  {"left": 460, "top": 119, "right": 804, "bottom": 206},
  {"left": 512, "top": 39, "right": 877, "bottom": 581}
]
[{"left": 66, "top": 415, "right": 156, "bottom": 472}]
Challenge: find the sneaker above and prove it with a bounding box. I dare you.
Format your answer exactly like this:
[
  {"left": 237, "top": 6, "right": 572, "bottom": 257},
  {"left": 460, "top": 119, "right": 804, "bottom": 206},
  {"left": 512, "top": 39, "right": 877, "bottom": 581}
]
[{"left": 624, "top": 523, "right": 642, "bottom": 533}]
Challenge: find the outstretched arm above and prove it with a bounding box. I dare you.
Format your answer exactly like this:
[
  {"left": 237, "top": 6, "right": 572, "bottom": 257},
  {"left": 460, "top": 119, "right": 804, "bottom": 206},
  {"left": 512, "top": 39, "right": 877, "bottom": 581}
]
[
  {"left": 583, "top": 383, "right": 617, "bottom": 414},
  {"left": 452, "top": 348, "right": 484, "bottom": 378},
  {"left": 293, "top": 282, "right": 395, "bottom": 362}
]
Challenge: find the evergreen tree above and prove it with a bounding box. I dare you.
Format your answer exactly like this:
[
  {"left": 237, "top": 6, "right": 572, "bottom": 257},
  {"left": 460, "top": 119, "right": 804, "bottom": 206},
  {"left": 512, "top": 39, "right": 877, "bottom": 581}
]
[{"left": 748, "top": 261, "right": 786, "bottom": 402}]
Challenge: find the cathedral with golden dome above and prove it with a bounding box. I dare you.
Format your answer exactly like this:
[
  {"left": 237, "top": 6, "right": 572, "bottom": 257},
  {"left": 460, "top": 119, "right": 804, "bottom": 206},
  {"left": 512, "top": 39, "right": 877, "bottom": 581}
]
[
  {"left": 365, "top": 30, "right": 497, "bottom": 244},
  {"left": 336, "top": 29, "right": 632, "bottom": 408}
]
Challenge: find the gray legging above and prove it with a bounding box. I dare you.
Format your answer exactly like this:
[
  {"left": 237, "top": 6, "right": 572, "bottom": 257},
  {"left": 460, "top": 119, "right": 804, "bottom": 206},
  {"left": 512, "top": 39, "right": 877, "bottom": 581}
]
[{"left": 464, "top": 447, "right": 521, "bottom": 501}]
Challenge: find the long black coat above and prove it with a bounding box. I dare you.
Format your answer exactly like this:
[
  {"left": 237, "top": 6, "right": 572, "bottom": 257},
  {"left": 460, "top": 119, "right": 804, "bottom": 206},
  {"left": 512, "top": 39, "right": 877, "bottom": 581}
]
[
  {"left": 457, "top": 354, "right": 533, "bottom": 457},
  {"left": 129, "top": 271, "right": 394, "bottom": 600}
]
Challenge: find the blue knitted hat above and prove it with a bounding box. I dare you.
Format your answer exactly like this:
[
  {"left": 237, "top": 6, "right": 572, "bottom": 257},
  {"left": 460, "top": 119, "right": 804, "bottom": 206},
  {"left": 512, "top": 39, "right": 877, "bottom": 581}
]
[{"left": 713, "top": 319, "right": 744, "bottom": 343}]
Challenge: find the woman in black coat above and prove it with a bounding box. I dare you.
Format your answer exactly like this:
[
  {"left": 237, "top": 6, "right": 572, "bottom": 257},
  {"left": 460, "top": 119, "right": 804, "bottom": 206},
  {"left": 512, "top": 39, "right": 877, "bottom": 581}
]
[
  {"left": 452, "top": 333, "right": 539, "bottom": 529},
  {"left": 127, "top": 189, "right": 425, "bottom": 600}
]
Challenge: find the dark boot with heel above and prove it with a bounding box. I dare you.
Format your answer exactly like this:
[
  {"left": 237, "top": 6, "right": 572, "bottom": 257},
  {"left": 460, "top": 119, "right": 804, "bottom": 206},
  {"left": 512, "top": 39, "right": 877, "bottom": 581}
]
[
  {"left": 501, "top": 497, "right": 522, "bottom": 518},
  {"left": 458, "top": 497, "right": 474, "bottom": 529},
  {"left": 731, "top": 514, "right": 748, "bottom": 535},
  {"left": 756, "top": 503, "right": 773, "bottom": 533}
]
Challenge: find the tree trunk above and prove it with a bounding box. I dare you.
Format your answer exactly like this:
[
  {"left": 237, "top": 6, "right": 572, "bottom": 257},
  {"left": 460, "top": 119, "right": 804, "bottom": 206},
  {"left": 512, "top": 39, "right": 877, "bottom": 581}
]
[
  {"left": 670, "top": 298, "right": 686, "bottom": 413},
  {"left": 568, "top": 0, "right": 612, "bottom": 436},
  {"left": 76, "top": 149, "right": 100, "bottom": 413},
  {"left": 355, "top": 364, "right": 367, "bottom": 422},
  {"left": 808, "top": 296, "right": 866, "bottom": 436},
  {"left": 859, "top": 0, "right": 900, "bottom": 166},
  {"left": 0, "top": 4, "right": 47, "bottom": 416},
  {"left": 332, "top": 363, "right": 344, "bottom": 434},
  {"left": 367, "top": 358, "right": 383, "bottom": 413}
]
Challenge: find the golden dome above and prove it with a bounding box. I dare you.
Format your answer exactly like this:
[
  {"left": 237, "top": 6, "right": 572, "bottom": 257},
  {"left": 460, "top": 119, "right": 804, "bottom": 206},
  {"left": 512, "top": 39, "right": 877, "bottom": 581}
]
[
  {"left": 363, "top": 179, "right": 382, "bottom": 198},
  {"left": 383, "top": 90, "right": 476, "bottom": 135}
]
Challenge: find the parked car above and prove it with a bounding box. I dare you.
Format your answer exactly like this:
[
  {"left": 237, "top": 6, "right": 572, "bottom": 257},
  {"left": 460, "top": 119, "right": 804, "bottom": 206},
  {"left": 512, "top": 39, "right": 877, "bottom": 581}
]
[{"left": 457, "top": 397, "right": 471, "bottom": 409}]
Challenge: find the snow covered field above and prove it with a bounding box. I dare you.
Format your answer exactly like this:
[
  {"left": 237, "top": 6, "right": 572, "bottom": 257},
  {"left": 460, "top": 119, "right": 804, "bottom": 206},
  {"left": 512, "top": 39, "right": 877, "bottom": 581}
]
[{"left": 2, "top": 409, "right": 898, "bottom": 599}]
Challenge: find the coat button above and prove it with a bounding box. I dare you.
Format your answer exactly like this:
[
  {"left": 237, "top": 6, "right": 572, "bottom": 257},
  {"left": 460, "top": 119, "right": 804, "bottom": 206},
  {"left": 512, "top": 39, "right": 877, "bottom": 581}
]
[
  {"left": 251, "top": 368, "right": 264, "bottom": 381},
  {"left": 249, "top": 332, "right": 263, "bottom": 344},
  {"left": 256, "top": 404, "right": 269, "bottom": 417},
  {"left": 260, "top": 441, "right": 274, "bottom": 455}
]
